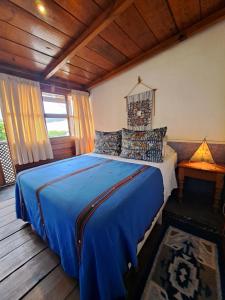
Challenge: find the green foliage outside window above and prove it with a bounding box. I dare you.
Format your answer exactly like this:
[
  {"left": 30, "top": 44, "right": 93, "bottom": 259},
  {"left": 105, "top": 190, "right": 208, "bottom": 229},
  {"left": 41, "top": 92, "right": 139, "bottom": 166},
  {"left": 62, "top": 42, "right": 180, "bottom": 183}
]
[
  {"left": 48, "top": 130, "right": 68, "bottom": 138},
  {"left": 0, "top": 120, "right": 68, "bottom": 140},
  {"left": 0, "top": 121, "right": 6, "bottom": 141}
]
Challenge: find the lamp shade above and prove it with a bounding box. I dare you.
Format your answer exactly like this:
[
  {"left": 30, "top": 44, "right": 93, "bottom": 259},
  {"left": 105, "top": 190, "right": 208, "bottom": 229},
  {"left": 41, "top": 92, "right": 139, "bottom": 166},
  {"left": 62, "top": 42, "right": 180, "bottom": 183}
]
[{"left": 190, "top": 138, "right": 214, "bottom": 163}]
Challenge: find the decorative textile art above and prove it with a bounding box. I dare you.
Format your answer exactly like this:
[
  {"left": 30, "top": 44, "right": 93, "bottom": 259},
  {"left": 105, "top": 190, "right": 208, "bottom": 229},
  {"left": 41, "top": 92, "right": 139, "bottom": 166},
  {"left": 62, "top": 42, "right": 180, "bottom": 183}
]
[
  {"left": 120, "top": 128, "right": 163, "bottom": 162},
  {"left": 142, "top": 226, "right": 223, "bottom": 300},
  {"left": 94, "top": 130, "right": 122, "bottom": 156},
  {"left": 127, "top": 90, "right": 154, "bottom": 130}
]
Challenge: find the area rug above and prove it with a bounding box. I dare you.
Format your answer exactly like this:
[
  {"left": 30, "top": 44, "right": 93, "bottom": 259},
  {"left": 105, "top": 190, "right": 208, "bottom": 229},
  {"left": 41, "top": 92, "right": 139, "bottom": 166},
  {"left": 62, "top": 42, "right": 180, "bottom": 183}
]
[{"left": 141, "top": 226, "right": 224, "bottom": 300}]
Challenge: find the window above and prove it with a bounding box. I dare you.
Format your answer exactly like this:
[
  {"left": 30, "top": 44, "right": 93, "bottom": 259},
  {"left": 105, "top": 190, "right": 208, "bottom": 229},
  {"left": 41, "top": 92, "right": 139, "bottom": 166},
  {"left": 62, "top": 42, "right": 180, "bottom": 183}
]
[
  {"left": 42, "top": 92, "right": 70, "bottom": 138},
  {"left": 0, "top": 110, "right": 6, "bottom": 141}
]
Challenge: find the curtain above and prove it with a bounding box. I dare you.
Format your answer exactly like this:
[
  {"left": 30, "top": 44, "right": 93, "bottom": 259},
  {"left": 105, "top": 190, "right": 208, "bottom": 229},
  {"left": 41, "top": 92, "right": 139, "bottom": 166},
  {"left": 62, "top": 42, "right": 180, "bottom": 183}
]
[
  {"left": 0, "top": 73, "right": 53, "bottom": 165},
  {"left": 69, "top": 90, "right": 95, "bottom": 155}
]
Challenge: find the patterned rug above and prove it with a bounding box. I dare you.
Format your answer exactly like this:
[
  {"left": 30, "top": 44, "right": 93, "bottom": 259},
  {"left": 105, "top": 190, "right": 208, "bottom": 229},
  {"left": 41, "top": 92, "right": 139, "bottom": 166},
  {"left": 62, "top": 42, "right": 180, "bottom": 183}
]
[{"left": 142, "top": 226, "right": 224, "bottom": 300}]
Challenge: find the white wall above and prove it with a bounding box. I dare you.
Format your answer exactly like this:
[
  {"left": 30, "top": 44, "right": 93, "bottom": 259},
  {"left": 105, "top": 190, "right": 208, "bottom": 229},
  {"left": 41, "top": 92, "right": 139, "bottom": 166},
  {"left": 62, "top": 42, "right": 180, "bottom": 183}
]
[{"left": 90, "top": 21, "right": 225, "bottom": 143}]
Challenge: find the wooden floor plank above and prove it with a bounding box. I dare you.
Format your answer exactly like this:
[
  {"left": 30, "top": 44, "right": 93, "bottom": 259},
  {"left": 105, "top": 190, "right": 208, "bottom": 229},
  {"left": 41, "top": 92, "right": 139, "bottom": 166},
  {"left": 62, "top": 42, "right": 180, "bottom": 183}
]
[
  {"left": 0, "top": 186, "right": 15, "bottom": 203},
  {"left": 0, "top": 204, "right": 15, "bottom": 218},
  {"left": 0, "top": 237, "right": 47, "bottom": 282},
  {"left": 23, "top": 265, "right": 78, "bottom": 300},
  {"left": 0, "top": 198, "right": 14, "bottom": 209},
  {"left": 0, "top": 249, "right": 59, "bottom": 300},
  {"left": 0, "top": 212, "right": 17, "bottom": 228},
  {"left": 0, "top": 226, "right": 33, "bottom": 259},
  {"left": 0, "top": 187, "right": 81, "bottom": 299},
  {"left": 65, "top": 288, "right": 80, "bottom": 300},
  {"left": 0, "top": 219, "right": 27, "bottom": 240}
]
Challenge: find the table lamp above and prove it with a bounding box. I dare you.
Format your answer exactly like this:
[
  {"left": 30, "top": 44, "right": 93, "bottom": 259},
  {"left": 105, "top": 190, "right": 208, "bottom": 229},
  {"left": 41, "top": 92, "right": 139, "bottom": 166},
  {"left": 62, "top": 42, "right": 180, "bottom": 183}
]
[{"left": 190, "top": 138, "right": 214, "bottom": 164}]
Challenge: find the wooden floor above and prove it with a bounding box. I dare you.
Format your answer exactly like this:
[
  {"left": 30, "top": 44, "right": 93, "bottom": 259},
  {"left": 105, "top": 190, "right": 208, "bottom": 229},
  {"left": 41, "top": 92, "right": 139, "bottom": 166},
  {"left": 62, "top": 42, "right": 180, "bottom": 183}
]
[{"left": 0, "top": 187, "right": 80, "bottom": 300}]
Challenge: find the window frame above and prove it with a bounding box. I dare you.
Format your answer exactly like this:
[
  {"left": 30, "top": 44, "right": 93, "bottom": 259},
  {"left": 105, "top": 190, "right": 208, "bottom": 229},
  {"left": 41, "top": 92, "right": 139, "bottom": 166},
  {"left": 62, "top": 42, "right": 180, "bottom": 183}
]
[{"left": 41, "top": 91, "right": 71, "bottom": 139}]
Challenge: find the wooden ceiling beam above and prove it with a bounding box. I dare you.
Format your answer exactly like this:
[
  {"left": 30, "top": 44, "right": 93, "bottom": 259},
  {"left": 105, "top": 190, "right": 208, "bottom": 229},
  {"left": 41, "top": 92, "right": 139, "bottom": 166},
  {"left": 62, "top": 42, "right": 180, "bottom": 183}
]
[
  {"left": 43, "top": 0, "right": 134, "bottom": 80},
  {"left": 87, "top": 7, "right": 225, "bottom": 89}
]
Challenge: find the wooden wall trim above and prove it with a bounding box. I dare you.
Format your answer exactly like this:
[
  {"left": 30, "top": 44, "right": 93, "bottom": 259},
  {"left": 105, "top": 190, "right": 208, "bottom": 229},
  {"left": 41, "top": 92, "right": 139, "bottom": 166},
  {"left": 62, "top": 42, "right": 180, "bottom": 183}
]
[
  {"left": 15, "top": 140, "right": 225, "bottom": 173},
  {"left": 15, "top": 136, "right": 75, "bottom": 173},
  {"left": 168, "top": 141, "right": 225, "bottom": 164},
  {"left": 0, "top": 64, "right": 87, "bottom": 92}
]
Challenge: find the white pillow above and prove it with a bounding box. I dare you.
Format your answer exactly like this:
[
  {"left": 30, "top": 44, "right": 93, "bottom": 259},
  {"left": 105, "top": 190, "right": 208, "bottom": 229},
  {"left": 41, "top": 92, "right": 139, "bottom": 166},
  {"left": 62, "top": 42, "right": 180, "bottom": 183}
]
[{"left": 165, "top": 144, "right": 176, "bottom": 156}]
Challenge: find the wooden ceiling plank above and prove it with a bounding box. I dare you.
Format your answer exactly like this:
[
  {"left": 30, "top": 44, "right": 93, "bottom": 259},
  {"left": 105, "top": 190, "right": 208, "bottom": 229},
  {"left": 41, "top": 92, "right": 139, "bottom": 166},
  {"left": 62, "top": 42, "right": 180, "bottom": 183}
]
[
  {"left": 54, "top": 0, "right": 102, "bottom": 26},
  {"left": 0, "top": 37, "right": 54, "bottom": 65},
  {"left": 0, "top": 0, "right": 70, "bottom": 48},
  {"left": 0, "top": 50, "right": 47, "bottom": 73},
  {"left": 115, "top": 4, "right": 158, "bottom": 51},
  {"left": 200, "top": 0, "right": 225, "bottom": 17},
  {"left": 87, "top": 35, "right": 127, "bottom": 66},
  {"left": 93, "top": 0, "right": 114, "bottom": 10},
  {"left": 99, "top": 21, "right": 141, "bottom": 58},
  {"left": 168, "top": 0, "right": 201, "bottom": 30},
  {"left": 43, "top": 0, "right": 134, "bottom": 80},
  {"left": 76, "top": 46, "right": 115, "bottom": 71},
  {"left": 88, "top": 7, "right": 225, "bottom": 88},
  {"left": 69, "top": 55, "right": 107, "bottom": 75},
  {"left": 53, "top": 70, "right": 90, "bottom": 85},
  {"left": 9, "top": 0, "right": 86, "bottom": 38},
  {"left": 60, "top": 64, "right": 97, "bottom": 80},
  {"left": 135, "top": 0, "right": 178, "bottom": 41},
  {"left": 0, "top": 21, "right": 61, "bottom": 57}
]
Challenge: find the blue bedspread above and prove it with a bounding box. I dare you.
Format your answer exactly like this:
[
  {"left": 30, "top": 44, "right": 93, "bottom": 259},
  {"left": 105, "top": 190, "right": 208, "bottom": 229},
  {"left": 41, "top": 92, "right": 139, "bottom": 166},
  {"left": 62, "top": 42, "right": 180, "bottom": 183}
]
[{"left": 15, "top": 155, "right": 164, "bottom": 300}]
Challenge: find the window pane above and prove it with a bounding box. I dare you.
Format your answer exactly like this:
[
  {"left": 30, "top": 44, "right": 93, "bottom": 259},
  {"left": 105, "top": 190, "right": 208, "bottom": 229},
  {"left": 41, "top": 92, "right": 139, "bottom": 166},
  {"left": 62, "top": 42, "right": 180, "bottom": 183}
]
[
  {"left": 0, "top": 110, "right": 6, "bottom": 141},
  {"left": 45, "top": 118, "right": 69, "bottom": 138},
  {"left": 42, "top": 93, "right": 67, "bottom": 115}
]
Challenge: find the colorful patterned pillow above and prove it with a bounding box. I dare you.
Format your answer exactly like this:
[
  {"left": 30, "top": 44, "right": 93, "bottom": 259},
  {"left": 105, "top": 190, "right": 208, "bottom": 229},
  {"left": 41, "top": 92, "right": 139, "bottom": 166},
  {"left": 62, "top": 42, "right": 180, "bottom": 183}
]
[
  {"left": 94, "top": 130, "right": 122, "bottom": 156},
  {"left": 120, "top": 128, "right": 163, "bottom": 162},
  {"left": 153, "top": 126, "right": 167, "bottom": 137}
]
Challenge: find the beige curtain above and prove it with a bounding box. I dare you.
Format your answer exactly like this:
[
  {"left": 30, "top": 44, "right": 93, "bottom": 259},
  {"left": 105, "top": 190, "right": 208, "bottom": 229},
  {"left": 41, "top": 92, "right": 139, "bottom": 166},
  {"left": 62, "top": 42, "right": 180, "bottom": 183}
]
[
  {"left": 69, "top": 90, "right": 95, "bottom": 155},
  {"left": 0, "top": 73, "right": 53, "bottom": 165}
]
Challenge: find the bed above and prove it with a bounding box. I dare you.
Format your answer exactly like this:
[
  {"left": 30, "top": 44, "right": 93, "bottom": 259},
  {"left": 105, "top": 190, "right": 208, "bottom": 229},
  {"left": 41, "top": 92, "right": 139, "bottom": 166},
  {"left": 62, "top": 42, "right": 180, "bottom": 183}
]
[{"left": 15, "top": 149, "right": 177, "bottom": 300}]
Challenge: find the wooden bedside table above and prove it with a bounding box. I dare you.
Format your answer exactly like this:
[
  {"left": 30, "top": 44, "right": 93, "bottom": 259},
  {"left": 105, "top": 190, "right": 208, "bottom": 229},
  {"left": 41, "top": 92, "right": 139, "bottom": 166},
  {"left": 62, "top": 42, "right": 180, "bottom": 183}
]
[{"left": 178, "top": 161, "right": 225, "bottom": 211}]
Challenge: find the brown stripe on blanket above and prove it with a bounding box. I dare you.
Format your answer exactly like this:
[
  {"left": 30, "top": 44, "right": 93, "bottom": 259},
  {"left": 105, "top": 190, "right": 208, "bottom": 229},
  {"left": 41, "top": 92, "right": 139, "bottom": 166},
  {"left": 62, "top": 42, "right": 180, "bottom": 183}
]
[
  {"left": 76, "top": 165, "right": 150, "bottom": 262},
  {"left": 33, "top": 159, "right": 112, "bottom": 240},
  {"left": 17, "top": 156, "right": 103, "bottom": 219}
]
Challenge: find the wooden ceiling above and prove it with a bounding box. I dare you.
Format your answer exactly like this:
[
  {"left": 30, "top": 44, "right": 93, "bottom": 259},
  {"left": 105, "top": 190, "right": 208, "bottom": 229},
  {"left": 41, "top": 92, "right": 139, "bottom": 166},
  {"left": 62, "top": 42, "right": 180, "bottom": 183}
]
[{"left": 0, "top": 0, "right": 225, "bottom": 91}]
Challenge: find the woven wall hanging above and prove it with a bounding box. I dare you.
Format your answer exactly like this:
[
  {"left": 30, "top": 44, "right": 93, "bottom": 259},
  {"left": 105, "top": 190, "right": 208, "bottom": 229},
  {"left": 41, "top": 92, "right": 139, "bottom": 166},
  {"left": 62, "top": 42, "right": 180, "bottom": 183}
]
[{"left": 124, "top": 77, "right": 157, "bottom": 131}]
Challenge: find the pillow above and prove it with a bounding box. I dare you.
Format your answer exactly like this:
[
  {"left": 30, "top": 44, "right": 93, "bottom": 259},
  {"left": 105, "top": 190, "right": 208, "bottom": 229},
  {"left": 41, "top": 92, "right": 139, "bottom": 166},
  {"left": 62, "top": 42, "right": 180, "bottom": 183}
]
[
  {"left": 94, "top": 130, "right": 122, "bottom": 156},
  {"left": 153, "top": 127, "right": 167, "bottom": 157},
  {"left": 120, "top": 128, "right": 163, "bottom": 162},
  {"left": 153, "top": 126, "right": 167, "bottom": 137}
]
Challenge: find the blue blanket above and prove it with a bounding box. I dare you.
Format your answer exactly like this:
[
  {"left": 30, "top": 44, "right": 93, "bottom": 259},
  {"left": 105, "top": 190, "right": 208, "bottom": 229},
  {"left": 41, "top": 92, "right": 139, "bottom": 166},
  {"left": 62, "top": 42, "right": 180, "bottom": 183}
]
[{"left": 16, "top": 155, "right": 164, "bottom": 300}]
